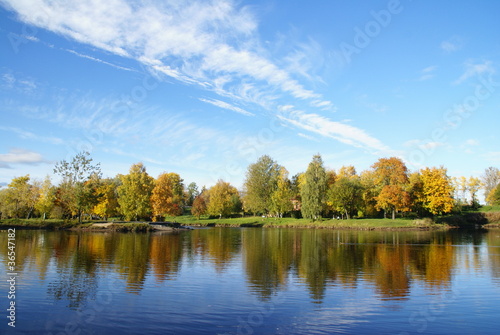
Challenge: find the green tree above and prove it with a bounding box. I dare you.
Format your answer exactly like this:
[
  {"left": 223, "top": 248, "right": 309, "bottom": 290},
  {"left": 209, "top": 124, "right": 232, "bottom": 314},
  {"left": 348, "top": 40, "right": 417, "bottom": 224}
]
[
  {"left": 35, "top": 176, "right": 56, "bottom": 220},
  {"left": 0, "top": 175, "right": 39, "bottom": 219},
  {"left": 207, "top": 180, "right": 239, "bottom": 218},
  {"left": 151, "top": 172, "right": 185, "bottom": 220},
  {"left": 53, "top": 151, "right": 102, "bottom": 222},
  {"left": 328, "top": 177, "right": 363, "bottom": 219},
  {"left": 300, "top": 154, "right": 327, "bottom": 221},
  {"left": 117, "top": 163, "right": 155, "bottom": 221},
  {"left": 186, "top": 182, "right": 199, "bottom": 206},
  {"left": 243, "top": 155, "right": 281, "bottom": 215},
  {"left": 270, "top": 167, "right": 293, "bottom": 218}
]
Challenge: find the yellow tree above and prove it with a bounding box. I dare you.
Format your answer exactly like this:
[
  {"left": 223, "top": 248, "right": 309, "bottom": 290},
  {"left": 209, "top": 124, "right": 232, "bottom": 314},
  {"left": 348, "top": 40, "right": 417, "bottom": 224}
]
[
  {"left": 270, "top": 167, "right": 293, "bottom": 218},
  {"left": 421, "top": 167, "right": 454, "bottom": 215},
  {"left": 151, "top": 172, "right": 185, "bottom": 221},
  {"left": 207, "top": 180, "right": 240, "bottom": 218},
  {"left": 467, "top": 177, "right": 482, "bottom": 208},
  {"left": 92, "top": 178, "right": 119, "bottom": 220},
  {"left": 337, "top": 165, "right": 357, "bottom": 179},
  {"left": 375, "top": 185, "right": 411, "bottom": 220},
  {"left": 35, "top": 176, "right": 55, "bottom": 220}
]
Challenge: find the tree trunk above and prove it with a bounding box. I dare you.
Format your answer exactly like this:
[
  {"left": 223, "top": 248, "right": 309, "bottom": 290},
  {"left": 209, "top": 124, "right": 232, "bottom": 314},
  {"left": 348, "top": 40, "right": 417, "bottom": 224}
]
[
  {"left": 392, "top": 209, "right": 395, "bottom": 220},
  {"left": 345, "top": 209, "right": 349, "bottom": 220}
]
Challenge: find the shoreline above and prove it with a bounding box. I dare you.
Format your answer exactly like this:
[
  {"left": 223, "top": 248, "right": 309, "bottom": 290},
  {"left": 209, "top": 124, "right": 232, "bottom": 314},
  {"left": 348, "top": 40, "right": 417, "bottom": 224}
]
[{"left": 2, "top": 215, "right": 500, "bottom": 231}]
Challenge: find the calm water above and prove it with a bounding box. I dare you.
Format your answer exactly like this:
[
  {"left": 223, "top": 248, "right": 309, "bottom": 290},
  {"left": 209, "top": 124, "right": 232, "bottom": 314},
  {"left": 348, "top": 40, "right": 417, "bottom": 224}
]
[{"left": 1, "top": 227, "right": 500, "bottom": 334}]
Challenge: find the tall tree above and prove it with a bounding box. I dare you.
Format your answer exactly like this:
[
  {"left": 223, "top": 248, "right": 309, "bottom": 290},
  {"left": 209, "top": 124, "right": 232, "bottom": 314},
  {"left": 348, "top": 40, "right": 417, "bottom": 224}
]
[
  {"left": 328, "top": 177, "right": 363, "bottom": 219},
  {"left": 420, "top": 167, "right": 454, "bottom": 215},
  {"left": 243, "top": 155, "right": 281, "bottom": 215},
  {"left": 372, "top": 157, "right": 409, "bottom": 218},
  {"left": 53, "top": 151, "right": 102, "bottom": 222},
  {"left": 206, "top": 180, "right": 240, "bottom": 218},
  {"left": 486, "top": 184, "right": 500, "bottom": 206},
  {"left": 482, "top": 167, "right": 500, "bottom": 204},
  {"left": 35, "top": 176, "right": 56, "bottom": 220},
  {"left": 270, "top": 167, "right": 294, "bottom": 218},
  {"left": 300, "top": 154, "right": 327, "bottom": 221},
  {"left": 151, "top": 172, "right": 185, "bottom": 220},
  {"left": 117, "top": 163, "right": 155, "bottom": 221}
]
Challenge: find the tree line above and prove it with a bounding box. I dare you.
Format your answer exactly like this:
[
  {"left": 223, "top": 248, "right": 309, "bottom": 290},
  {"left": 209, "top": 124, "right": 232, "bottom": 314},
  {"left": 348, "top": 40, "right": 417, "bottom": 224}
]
[{"left": 1, "top": 152, "right": 499, "bottom": 222}]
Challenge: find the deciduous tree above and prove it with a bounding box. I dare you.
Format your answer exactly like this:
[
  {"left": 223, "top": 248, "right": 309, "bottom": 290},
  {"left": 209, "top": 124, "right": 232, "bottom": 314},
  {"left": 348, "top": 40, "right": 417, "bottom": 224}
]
[
  {"left": 243, "top": 155, "right": 281, "bottom": 215},
  {"left": 151, "top": 172, "right": 185, "bottom": 220},
  {"left": 300, "top": 154, "right": 327, "bottom": 220},
  {"left": 117, "top": 163, "right": 154, "bottom": 221},
  {"left": 207, "top": 180, "right": 240, "bottom": 218},
  {"left": 375, "top": 185, "right": 411, "bottom": 220},
  {"left": 482, "top": 167, "right": 500, "bottom": 204},
  {"left": 35, "top": 176, "right": 55, "bottom": 220},
  {"left": 421, "top": 167, "right": 454, "bottom": 215},
  {"left": 191, "top": 194, "right": 207, "bottom": 219},
  {"left": 270, "top": 167, "right": 294, "bottom": 218},
  {"left": 53, "top": 151, "right": 102, "bottom": 222},
  {"left": 92, "top": 178, "right": 120, "bottom": 220},
  {"left": 328, "top": 177, "right": 363, "bottom": 219}
]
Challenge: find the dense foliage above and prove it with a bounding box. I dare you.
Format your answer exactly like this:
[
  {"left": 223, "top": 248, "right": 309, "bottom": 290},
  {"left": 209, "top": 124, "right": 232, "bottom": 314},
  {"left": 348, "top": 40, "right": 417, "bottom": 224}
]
[{"left": 0, "top": 152, "right": 498, "bottom": 221}]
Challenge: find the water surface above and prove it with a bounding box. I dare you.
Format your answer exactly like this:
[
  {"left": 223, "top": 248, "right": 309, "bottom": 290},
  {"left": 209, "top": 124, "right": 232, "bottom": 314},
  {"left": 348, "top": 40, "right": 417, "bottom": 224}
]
[{"left": 1, "top": 228, "right": 500, "bottom": 334}]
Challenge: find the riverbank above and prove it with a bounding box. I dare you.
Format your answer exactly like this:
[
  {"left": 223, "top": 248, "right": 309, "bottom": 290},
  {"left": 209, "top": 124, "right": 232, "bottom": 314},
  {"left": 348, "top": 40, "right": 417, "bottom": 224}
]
[{"left": 2, "top": 211, "right": 500, "bottom": 231}]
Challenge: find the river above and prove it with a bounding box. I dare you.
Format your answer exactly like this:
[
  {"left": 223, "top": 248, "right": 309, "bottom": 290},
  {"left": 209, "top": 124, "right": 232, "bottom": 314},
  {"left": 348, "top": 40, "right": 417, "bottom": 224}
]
[{"left": 1, "top": 228, "right": 500, "bottom": 334}]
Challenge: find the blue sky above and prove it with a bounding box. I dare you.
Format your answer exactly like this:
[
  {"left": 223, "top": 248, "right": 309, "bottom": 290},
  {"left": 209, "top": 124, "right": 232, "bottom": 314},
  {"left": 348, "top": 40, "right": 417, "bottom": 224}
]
[{"left": 1, "top": 0, "right": 499, "bottom": 189}]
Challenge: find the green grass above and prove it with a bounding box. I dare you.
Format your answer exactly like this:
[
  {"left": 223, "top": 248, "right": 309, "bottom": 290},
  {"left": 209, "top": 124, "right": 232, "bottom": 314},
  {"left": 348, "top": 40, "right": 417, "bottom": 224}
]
[
  {"left": 478, "top": 205, "right": 500, "bottom": 212},
  {"left": 163, "top": 215, "right": 440, "bottom": 229}
]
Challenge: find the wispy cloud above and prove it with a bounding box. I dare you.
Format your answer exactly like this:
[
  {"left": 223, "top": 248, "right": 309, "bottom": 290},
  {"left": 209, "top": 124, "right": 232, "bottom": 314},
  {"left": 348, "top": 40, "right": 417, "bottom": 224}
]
[
  {"left": 453, "top": 60, "right": 495, "bottom": 85},
  {"left": 0, "top": 126, "right": 64, "bottom": 145},
  {"left": 66, "top": 49, "right": 135, "bottom": 72},
  {"left": 199, "top": 98, "right": 255, "bottom": 117},
  {"left": 2, "top": 0, "right": 324, "bottom": 105},
  {"left": 418, "top": 65, "right": 437, "bottom": 81},
  {"left": 440, "top": 36, "right": 463, "bottom": 53},
  {"left": 0, "top": 148, "right": 45, "bottom": 168},
  {"left": 277, "top": 109, "right": 391, "bottom": 153}
]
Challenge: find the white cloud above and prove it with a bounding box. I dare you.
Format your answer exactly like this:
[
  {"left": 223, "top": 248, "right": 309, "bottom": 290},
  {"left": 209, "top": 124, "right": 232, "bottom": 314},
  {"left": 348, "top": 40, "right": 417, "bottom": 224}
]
[
  {"left": 453, "top": 60, "right": 495, "bottom": 85},
  {"left": 66, "top": 49, "right": 135, "bottom": 72},
  {"left": 277, "top": 109, "right": 390, "bottom": 153},
  {"left": 0, "top": 126, "right": 64, "bottom": 145},
  {"left": 0, "top": 148, "right": 44, "bottom": 168},
  {"left": 2, "top": 0, "right": 326, "bottom": 107},
  {"left": 199, "top": 98, "right": 255, "bottom": 117}
]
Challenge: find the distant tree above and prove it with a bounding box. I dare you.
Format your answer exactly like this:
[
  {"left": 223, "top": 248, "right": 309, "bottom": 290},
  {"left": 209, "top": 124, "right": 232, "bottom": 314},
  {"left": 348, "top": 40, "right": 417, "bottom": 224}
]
[
  {"left": 151, "top": 172, "right": 185, "bottom": 221},
  {"left": 53, "top": 151, "right": 102, "bottom": 222},
  {"left": 359, "top": 170, "right": 378, "bottom": 217},
  {"left": 243, "top": 155, "right": 281, "bottom": 215},
  {"left": 191, "top": 194, "right": 207, "bottom": 219},
  {"left": 408, "top": 171, "right": 426, "bottom": 216},
  {"left": 421, "top": 167, "right": 454, "bottom": 215},
  {"left": 467, "top": 177, "right": 482, "bottom": 209},
  {"left": 375, "top": 185, "right": 411, "bottom": 220},
  {"left": 35, "top": 176, "right": 56, "bottom": 220},
  {"left": 186, "top": 182, "right": 199, "bottom": 206},
  {"left": 270, "top": 167, "right": 294, "bottom": 218},
  {"left": 207, "top": 180, "right": 239, "bottom": 218},
  {"left": 117, "top": 163, "right": 154, "bottom": 221},
  {"left": 328, "top": 177, "right": 364, "bottom": 219},
  {"left": 482, "top": 167, "right": 500, "bottom": 204},
  {"left": 337, "top": 165, "right": 357, "bottom": 179},
  {"left": 300, "top": 154, "right": 327, "bottom": 221}
]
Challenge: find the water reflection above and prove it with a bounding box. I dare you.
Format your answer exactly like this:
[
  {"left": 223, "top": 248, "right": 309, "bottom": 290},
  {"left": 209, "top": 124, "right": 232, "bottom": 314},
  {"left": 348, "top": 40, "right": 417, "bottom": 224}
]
[{"left": 1, "top": 228, "right": 499, "bottom": 308}]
